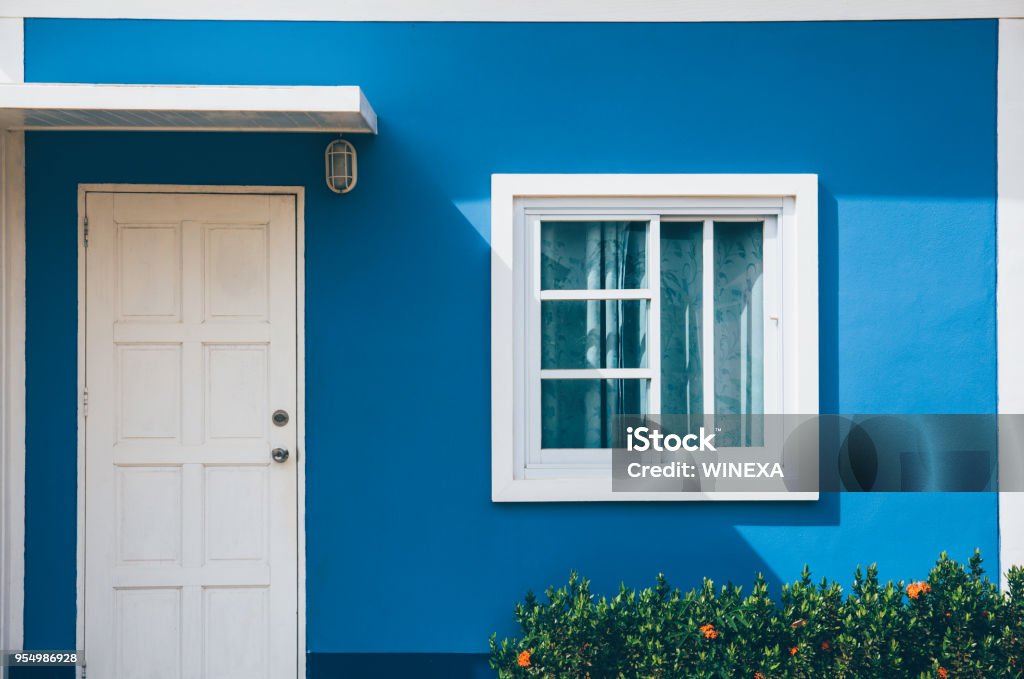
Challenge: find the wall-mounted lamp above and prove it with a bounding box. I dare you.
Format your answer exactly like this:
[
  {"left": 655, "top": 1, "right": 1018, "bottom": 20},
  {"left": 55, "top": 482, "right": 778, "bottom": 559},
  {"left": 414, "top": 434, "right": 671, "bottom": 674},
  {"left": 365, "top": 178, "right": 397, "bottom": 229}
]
[{"left": 325, "top": 137, "right": 357, "bottom": 194}]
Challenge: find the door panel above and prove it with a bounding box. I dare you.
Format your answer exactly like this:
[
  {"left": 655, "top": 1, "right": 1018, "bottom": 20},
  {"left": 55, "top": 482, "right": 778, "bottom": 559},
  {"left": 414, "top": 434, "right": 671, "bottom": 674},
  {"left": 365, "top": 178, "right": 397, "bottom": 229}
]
[{"left": 84, "top": 191, "right": 298, "bottom": 679}]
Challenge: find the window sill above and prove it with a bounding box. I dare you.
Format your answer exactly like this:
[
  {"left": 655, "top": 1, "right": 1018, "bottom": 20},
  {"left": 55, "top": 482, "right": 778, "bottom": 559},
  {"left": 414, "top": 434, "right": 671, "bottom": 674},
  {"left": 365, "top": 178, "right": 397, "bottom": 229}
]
[{"left": 492, "top": 478, "right": 819, "bottom": 502}]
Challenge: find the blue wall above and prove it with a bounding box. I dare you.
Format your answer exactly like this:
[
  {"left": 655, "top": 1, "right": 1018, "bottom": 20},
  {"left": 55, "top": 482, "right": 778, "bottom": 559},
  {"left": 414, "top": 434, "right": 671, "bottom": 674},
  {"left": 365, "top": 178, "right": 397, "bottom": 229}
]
[{"left": 22, "top": 18, "right": 998, "bottom": 667}]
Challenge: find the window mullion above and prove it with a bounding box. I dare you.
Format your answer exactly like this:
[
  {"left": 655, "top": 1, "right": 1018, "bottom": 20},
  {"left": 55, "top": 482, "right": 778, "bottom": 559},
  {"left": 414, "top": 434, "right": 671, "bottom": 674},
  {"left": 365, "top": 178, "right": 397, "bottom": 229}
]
[
  {"left": 647, "top": 217, "right": 661, "bottom": 417},
  {"left": 539, "top": 289, "right": 653, "bottom": 301},
  {"left": 540, "top": 368, "right": 653, "bottom": 379},
  {"left": 702, "top": 218, "right": 715, "bottom": 416},
  {"left": 528, "top": 214, "right": 543, "bottom": 469}
]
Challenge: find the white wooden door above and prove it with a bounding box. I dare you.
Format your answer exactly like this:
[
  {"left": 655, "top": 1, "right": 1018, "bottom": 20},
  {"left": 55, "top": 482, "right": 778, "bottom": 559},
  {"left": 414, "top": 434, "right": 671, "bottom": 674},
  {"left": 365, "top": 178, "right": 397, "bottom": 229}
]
[{"left": 84, "top": 191, "right": 298, "bottom": 679}]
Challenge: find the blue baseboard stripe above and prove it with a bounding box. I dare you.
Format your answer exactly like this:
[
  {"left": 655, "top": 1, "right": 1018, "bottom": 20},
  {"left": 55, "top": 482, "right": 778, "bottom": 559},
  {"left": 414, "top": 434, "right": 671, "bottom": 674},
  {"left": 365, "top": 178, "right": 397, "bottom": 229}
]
[{"left": 308, "top": 653, "right": 493, "bottom": 678}]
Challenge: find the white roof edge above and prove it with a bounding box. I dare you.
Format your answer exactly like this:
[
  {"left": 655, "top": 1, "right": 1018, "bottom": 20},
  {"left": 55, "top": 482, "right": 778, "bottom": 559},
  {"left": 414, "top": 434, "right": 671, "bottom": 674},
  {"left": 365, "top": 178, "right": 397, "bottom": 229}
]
[
  {"left": 357, "top": 88, "right": 377, "bottom": 136},
  {"left": 0, "top": 0, "right": 1021, "bottom": 21},
  {"left": 0, "top": 83, "right": 378, "bottom": 133},
  {"left": 0, "top": 83, "right": 367, "bottom": 114}
]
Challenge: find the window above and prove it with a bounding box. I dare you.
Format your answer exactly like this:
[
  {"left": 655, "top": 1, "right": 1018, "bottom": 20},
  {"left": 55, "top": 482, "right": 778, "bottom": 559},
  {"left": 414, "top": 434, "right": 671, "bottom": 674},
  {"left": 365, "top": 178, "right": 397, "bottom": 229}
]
[{"left": 492, "top": 175, "right": 818, "bottom": 501}]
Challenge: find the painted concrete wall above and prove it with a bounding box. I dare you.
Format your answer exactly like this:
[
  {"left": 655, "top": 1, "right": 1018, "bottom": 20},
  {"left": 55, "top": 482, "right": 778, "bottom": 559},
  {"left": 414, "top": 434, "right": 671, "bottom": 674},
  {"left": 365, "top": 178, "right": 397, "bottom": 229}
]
[{"left": 20, "top": 18, "right": 998, "bottom": 671}]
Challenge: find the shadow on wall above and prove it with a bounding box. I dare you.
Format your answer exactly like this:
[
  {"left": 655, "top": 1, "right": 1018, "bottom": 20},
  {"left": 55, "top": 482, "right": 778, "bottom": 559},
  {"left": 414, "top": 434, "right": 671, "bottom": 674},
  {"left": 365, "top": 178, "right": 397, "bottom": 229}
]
[{"left": 820, "top": 189, "right": 840, "bottom": 415}]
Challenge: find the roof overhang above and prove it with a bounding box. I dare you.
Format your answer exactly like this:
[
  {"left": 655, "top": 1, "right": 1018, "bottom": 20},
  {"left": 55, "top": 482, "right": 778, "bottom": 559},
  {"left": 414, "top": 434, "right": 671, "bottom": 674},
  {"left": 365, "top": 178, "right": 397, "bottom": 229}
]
[
  {"left": 0, "top": 0, "right": 1021, "bottom": 21},
  {"left": 0, "top": 83, "right": 378, "bottom": 133}
]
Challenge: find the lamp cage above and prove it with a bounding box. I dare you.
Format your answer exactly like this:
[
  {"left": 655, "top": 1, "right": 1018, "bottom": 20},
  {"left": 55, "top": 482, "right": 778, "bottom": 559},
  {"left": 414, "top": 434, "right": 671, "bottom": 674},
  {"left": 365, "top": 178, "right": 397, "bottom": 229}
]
[{"left": 325, "top": 138, "right": 357, "bottom": 193}]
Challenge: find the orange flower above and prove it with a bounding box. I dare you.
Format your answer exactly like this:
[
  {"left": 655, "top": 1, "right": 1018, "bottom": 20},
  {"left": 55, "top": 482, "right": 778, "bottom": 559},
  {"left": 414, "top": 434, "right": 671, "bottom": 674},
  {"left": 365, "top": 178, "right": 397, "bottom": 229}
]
[
  {"left": 699, "top": 623, "right": 719, "bottom": 639},
  {"left": 820, "top": 640, "right": 831, "bottom": 651},
  {"left": 754, "top": 673, "right": 766, "bottom": 679},
  {"left": 937, "top": 667, "right": 948, "bottom": 679},
  {"left": 790, "top": 646, "right": 799, "bottom": 656},
  {"left": 517, "top": 650, "right": 531, "bottom": 667},
  {"left": 907, "top": 581, "right": 932, "bottom": 599}
]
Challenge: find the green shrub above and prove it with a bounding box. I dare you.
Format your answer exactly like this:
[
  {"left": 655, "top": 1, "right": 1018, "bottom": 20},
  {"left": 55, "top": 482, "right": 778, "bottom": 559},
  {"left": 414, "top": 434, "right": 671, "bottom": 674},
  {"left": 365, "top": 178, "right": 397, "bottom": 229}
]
[{"left": 489, "top": 551, "right": 1024, "bottom": 678}]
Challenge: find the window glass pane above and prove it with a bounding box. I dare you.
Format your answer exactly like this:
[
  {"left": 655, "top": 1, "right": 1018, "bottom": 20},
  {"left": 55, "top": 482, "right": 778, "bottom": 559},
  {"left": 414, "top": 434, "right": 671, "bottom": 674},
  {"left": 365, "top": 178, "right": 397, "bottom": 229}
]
[
  {"left": 542, "top": 379, "right": 648, "bottom": 448},
  {"left": 714, "top": 221, "right": 764, "bottom": 445},
  {"left": 542, "top": 300, "right": 648, "bottom": 369},
  {"left": 660, "top": 222, "right": 703, "bottom": 416},
  {"left": 541, "top": 221, "right": 647, "bottom": 290}
]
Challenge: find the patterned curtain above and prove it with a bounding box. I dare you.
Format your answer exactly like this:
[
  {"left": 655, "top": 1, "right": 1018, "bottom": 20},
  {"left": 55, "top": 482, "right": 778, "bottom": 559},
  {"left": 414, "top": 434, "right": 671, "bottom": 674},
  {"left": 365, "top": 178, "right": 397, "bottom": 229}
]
[
  {"left": 713, "top": 222, "right": 764, "bottom": 445},
  {"left": 660, "top": 222, "right": 704, "bottom": 434}
]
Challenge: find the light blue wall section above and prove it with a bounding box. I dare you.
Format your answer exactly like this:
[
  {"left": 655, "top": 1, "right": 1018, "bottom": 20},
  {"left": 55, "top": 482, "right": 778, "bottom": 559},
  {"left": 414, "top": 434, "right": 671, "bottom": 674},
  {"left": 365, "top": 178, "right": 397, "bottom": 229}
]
[{"left": 21, "top": 19, "right": 998, "bottom": 655}]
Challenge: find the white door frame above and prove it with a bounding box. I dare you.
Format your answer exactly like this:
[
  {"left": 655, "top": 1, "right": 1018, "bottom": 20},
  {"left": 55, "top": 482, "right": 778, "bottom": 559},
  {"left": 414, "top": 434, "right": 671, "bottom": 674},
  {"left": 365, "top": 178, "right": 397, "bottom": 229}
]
[
  {"left": 74, "top": 183, "right": 307, "bottom": 679},
  {"left": 0, "top": 129, "right": 26, "bottom": 653}
]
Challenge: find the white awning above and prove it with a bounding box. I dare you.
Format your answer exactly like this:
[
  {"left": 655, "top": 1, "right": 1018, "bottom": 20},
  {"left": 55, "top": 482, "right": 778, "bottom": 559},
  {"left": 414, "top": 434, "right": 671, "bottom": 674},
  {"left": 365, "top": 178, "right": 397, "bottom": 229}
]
[{"left": 0, "top": 83, "right": 378, "bottom": 133}]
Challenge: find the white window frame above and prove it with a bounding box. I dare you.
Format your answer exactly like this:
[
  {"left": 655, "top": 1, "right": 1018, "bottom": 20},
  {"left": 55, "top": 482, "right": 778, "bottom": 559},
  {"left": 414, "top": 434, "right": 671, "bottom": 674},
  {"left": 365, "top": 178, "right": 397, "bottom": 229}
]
[{"left": 491, "top": 174, "right": 819, "bottom": 502}]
